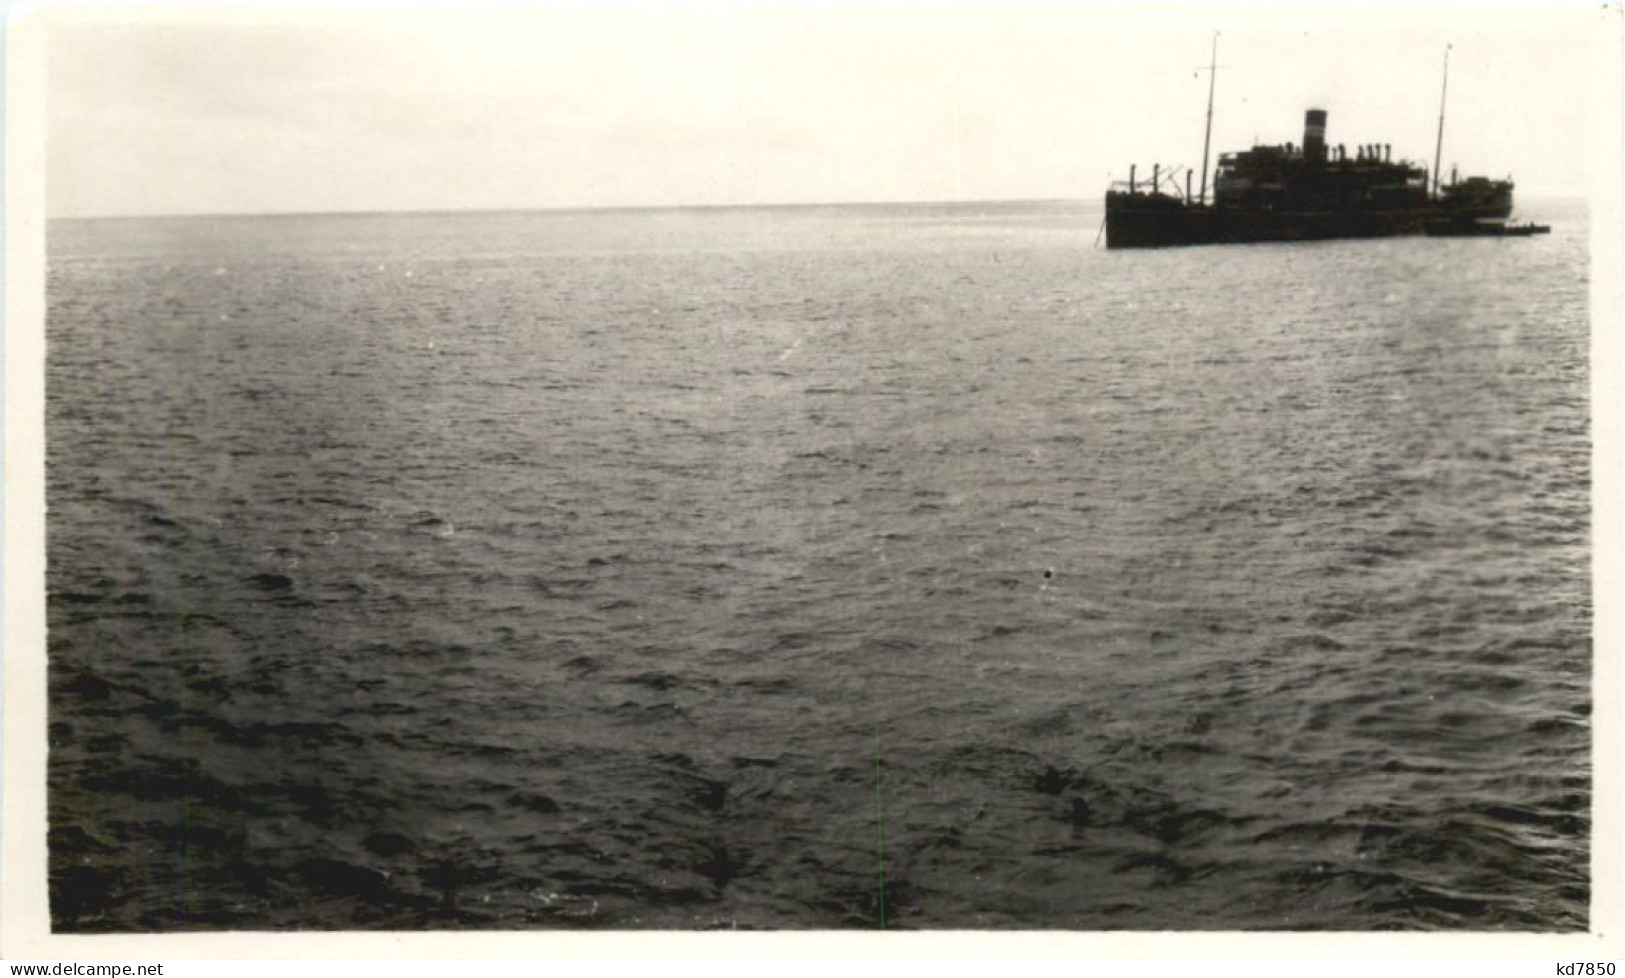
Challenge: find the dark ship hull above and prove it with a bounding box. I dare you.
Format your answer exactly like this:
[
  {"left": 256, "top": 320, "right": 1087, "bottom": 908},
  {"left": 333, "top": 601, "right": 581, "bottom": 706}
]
[{"left": 1105, "top": 194, "right": 1436, "bottom": 249}]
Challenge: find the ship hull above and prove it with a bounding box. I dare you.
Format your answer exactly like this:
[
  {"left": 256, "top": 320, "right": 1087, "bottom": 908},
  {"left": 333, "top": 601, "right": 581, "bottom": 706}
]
[{"left": 1105, "top": 194, "right": 1437, "bottom": 249}]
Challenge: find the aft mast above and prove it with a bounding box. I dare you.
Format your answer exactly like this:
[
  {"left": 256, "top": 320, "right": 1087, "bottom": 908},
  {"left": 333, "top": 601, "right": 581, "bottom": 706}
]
[
  {"left": 1198, "top": 32, "right": 1219, "bottom": 204},
  {"left": 1431, "top": 43, "right": 1451, "bottom": 197}
]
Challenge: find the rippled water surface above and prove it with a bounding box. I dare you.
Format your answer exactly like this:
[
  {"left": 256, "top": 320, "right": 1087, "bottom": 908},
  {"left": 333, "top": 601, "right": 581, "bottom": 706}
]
[{"left": 46, "top": 201, "right": 1591, "bottom": 930}]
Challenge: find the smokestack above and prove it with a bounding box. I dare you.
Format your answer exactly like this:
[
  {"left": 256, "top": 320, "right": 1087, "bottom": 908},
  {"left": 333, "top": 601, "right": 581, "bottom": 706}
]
[{"left": 1303, "top": 109, "right": 1327, "bottom": 165}]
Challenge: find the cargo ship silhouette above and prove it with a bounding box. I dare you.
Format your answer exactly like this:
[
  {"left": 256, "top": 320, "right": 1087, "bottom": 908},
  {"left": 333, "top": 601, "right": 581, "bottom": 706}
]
[{"left": 1103, "top": 39, "right": 1549, "bottom": 248}]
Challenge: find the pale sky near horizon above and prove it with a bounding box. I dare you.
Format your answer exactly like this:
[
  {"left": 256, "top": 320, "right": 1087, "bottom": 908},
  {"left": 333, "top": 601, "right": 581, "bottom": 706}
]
[{"left": 44, "top": 2, "right": 1613, "bottom": 218}]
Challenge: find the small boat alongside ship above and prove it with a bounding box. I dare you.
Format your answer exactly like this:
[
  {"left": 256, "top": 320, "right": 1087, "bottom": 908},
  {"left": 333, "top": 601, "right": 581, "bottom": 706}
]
[
  {"left": 1424, "top": 219, "right": 1551, "bottom": 238},
  {"left": 1103, "top": 40, "right": 1547, "bottom": 249}
]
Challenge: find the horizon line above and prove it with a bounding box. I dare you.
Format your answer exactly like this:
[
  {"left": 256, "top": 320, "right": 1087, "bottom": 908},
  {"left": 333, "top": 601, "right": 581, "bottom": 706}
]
[
  {"left": 46, "top": 195, "right": 1101, "bottom": 223},
  {"left": 46, "top": 189, "right": 1590, "bottom": 223}
]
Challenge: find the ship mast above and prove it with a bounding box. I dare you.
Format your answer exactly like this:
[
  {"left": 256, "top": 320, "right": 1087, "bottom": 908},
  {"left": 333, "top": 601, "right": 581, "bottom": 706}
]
[
  {"left": 1431, "top": 44, "right": 1451, "bottom": 197},
  {"left": 1198, "top": 32, "right": 1218, "bottom": 205}
]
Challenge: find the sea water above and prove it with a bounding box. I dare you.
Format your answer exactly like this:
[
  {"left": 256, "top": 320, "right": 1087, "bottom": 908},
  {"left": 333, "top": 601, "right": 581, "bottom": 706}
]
[{"left": 45, "top": 201, "right": 1591, "bottom": 929}]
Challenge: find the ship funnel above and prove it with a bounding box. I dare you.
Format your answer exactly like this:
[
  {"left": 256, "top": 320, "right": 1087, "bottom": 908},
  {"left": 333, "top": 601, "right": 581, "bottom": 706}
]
[{"left": 1303, "top": 108, "right": 1328, "bottom": 165}]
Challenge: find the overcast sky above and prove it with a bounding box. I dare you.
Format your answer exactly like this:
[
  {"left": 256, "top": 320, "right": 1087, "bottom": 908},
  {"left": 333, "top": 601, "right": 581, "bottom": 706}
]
[{"left": 44, "top": 2, "right": 1611, "bottom": 218}]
